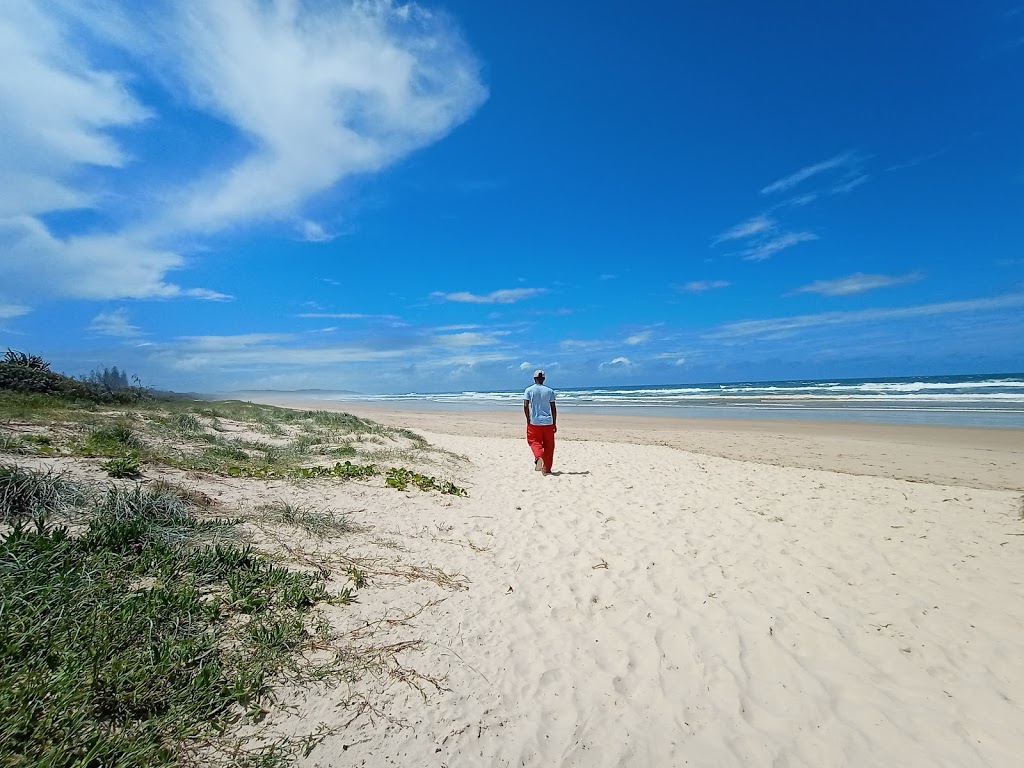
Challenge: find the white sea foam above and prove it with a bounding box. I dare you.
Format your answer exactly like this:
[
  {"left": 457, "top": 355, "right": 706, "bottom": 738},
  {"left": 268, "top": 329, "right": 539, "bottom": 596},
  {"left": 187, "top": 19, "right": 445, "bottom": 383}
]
[{"left": 327, "top": 375, "right": 1024, "bottom": 415}]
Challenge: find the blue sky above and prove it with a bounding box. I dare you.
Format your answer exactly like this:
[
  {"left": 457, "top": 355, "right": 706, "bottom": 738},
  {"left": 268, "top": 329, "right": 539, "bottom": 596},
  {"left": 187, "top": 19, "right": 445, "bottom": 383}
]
[{"left": 1, "top": 0, "right": 1022, "bottom": 393}]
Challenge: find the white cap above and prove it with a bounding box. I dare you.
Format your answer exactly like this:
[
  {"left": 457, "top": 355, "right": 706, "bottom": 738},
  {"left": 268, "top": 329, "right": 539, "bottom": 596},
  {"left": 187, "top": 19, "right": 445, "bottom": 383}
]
[{"left": 533, "top": 369, "right": 545, "bottom": 378}]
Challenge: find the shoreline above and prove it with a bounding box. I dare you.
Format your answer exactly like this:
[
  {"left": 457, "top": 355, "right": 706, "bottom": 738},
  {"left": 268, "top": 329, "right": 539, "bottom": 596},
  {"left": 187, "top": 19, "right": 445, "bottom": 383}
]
[
  {"left": 246, "top": 397, "right": 1024, "bottom": 492},
  {"left": 225, "top": 395, "right": 1024, "bottom": 429}
]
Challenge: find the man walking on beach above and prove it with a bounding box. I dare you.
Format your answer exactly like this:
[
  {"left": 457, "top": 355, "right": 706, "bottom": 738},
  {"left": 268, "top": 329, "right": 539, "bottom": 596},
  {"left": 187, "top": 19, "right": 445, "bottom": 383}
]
[{"left": 524, "top": 370, "right": 557, "bottom": 475}]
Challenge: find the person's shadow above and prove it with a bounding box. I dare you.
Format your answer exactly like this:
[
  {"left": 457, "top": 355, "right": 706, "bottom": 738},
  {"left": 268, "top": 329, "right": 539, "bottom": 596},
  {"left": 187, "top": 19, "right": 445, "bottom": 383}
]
[{"left": 546, "top": 470, "right": 590, "bottom": 476}]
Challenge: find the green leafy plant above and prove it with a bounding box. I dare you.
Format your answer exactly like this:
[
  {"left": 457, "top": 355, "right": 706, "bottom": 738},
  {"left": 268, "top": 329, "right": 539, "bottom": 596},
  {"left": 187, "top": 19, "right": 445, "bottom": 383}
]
[
  {"left": 346, "top": 566, "right": 367, "bottom": 589},
  {"left": 385, "top": 467, "right": 467, "bottom": 496},
  {"left": 101, "top": 455, "right": 141, "bottom": 478}
]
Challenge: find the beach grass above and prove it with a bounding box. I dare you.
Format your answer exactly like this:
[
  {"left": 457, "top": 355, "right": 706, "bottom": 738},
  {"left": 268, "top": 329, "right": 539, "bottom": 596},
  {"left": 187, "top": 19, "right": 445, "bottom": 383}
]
[
  {"left": 0, "top": 374, "right": 473, "bottom": 765},
  {"left": 0, "top": 389, "right": 464, "bottom": 493},
  {"left": 0, "top": 468, "right": 352, "bottom": 767},
  {"left": 257, "top": 501, "right": 362, "bottom": 538}
]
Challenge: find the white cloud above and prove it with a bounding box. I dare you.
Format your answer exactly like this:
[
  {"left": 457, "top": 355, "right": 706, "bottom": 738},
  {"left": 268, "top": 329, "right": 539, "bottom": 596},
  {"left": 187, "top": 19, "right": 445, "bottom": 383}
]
[
  {"left": 164, "top": 343, "right": 410, "bottom": 372},
  {"left": 785, "top": 192, "right": 819, "bottom": 206},
  {"left": 297, "top": 312, "right": 400, "bottom": 320},
  {"left": 884, "top": 147, "right": 950, "bottom": 173},
  {"left": 713, "top": 215, "right": 775, "bottom": 244},
  {"left": 1, "top": 216, "right": 192, "bottom": 300},
  {"left": 301, "top": 221, "right": 334, "bottom": 242},
  {"left": 709, "top": 292, "right": 1024, "bottom": 339},
  {"left": 519, "top": 361, "right": 534, "bottom": 370},
  {"left": 0, "top": 1, "right": 486, "bottom": 304},
  {"left": 741, "top": 232, "right": 818, "bottom": 261},
  {"left": 761, "top": 151, "right": 857, "bottom": 195},
  {"left": 561, "top": 338, "right": 606, "bottom": 351},
  {"left": 179, "top": 333, "right": 296, "bottom": 350},
  {"left": 0, "top": 303, "right": 31, "bottom": 320},
  {"left": 831, "top": 174, "right": 869, "bottom": 194},
  {"left": 89, "top": 308, "right": 142, "bottom": 337},
  {"left": 792, "top": 272, "right": 923, "bottom": 297},
  {"left": 599, "top": 356, "right": 633, "bottom": 371},
  {"left": 680, "top": 280, "right": 730, "bottom": 292},
  {"left": 431, "top": 288, "right": 546, "bottom": 304},
  {"left": 654, "top": 351, "right": 693, "bottom": 366},
  {"left": 625, "top": 331, "right": 652, "bottom": 345},
  {"left": 0, "top": 1, "right": 152, "bottom": 218},
  {"left": 153, "top": 1, "right": 487, "bottom": 234},
  {"left": 185, "top": 288, "right": 233, "bottom": 301},
  {"left": 432, "top": 331, "right": 507, "bottom": 347}
]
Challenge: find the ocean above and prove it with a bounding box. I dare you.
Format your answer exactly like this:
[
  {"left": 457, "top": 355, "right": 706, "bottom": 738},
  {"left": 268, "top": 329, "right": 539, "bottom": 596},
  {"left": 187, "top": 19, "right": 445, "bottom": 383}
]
[{"left": 309, "top": 373, "right": 1024, "bottom": 428}]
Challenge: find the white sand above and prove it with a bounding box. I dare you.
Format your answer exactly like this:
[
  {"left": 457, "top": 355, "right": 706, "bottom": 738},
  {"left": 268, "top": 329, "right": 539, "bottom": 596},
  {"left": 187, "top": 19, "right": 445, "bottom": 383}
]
[{"left": 240, "top": 403, "right": 1024, "bottom": 767}]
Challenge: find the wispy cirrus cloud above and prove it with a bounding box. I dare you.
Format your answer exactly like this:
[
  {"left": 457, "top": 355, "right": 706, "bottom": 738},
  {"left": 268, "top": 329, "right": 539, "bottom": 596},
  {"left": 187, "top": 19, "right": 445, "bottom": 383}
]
[
  {"left": 831, "top": 175, "right": 869, "bottom": 194},
  {"left": 709, "top": 292, "right": 1024, "bottom": 340},
  {"left": 159, "top": 328, "right": 478, "bottom": 375},
  {"left": 761, "top": 151, "right": 860, "bottom": 195},
  {"left": 146, "top": 1, "right": 487, "bottom": 235},
  {"left": 179, "top": 333, "right": 297, "bottom": 350},
  {"left": 432, "top": 331, "right": 509, "bottom": 347},
  {"left": 433, "top": 324, "right": 483, "bottom": 332},
  {"left": 792, "top": 271, "right": 923, "bottom": 297},
  {"left": 741, "top": 232, "right": 818, "bottom": 261},
  {"left": 0, "top": 303, "right": 31, "bottom": 320},
  {"left": 0, "top": 1, "right": 487, "bottom": 306},
  {"left": 89, "top": 308, "right": 142, "bottom": 338},
  {"left": 561, "top": 338, "right": 606, "bottom": 351},
  {"left": 713, "top": 215, "right": 775, "bottom": 244},
  {"left": 296, "top": 312, "right": 400, "bottom": 320},
  {"left": 884, "top": 147, "right": 950, "bottom": 173},
  {"left": 679, "top": 280, "right": 730, "bottom": 292},
  {"left": 431, "top": 288, "right": 546, "bottom": 304},
  {"left": 625, "top": 331, "right": 652, "bottom": 345}
]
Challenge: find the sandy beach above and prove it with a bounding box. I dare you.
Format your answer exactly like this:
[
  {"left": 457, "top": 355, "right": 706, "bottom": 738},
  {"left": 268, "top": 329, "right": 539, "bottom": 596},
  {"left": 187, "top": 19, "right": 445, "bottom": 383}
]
[{"left": 225, "top": 401, "right": 1024, "bottom": 768}]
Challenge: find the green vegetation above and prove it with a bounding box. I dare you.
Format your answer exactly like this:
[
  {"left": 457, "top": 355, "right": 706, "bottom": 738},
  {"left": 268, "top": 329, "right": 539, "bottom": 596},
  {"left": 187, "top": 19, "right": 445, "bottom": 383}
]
[
  {"left": 102, "top": 455, "right": 142, "bottom": 478},
  {"left": 0, "top": 353, "right": 470, "bottom": 765},
  {"left": 257, "top": 501, "right": 360, "bottom": 538},
  {"left": 0, "top": 464, "right": 84, "bottom": 524},
  {"left": 346, "top": 566, "right": 367, "bottom": 589},
  {"left": 3, "top": 349, "right": 50, "bottom": 370},
  {"left": 83, "top": 423, "right": 143, "bottom": 457},
  {"left": 1, "top": 348, "right": 150, "bottom": 404},
  {"left": 227, "top": 461, "right": 467, "bottom": 496},
  {"left": 0, "top": 467, "right": 355, "bottom": 767},
  {"left": 385, "top": 467, "right": 469, "bottom": 496},
  {"left": 0, "top": 432, "right": 28, "bottom": 454}
]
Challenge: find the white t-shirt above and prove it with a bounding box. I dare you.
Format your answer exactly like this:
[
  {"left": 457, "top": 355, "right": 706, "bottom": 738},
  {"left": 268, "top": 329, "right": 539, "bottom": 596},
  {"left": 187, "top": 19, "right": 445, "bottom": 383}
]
[{"left": 524, "top": 384, "right": 556, "bottom": 425}]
